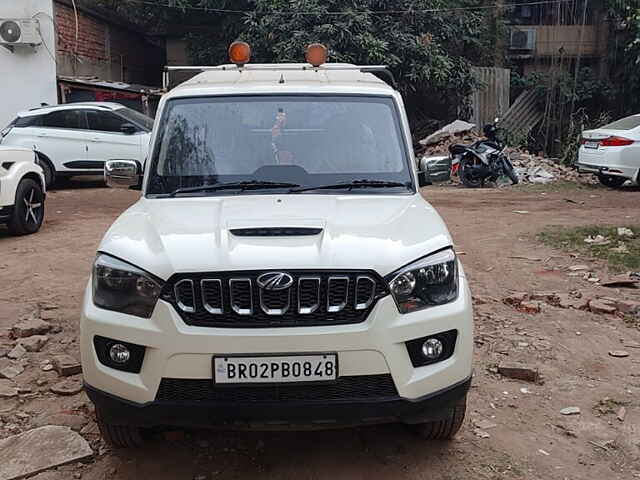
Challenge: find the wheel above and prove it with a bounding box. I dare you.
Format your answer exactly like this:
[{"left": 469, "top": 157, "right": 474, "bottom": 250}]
[
  {"left": 598, "top": 174, "right": 626, "bottom": 188},
  {"left": 8, "top": 178, "right": 45, "bottom": 235},
  {"left": 96, "top": 408, "right": 145, "bottom": 448},
  {"left": 502, "top": 157, "right": 519, "bottom": 185},
  {"left": 35, "top": 153, "right": 55, "bottom": 188},
  {"left": 408, "top": 394, "right": 467, "bottom": 440},
  {"left": 459, "top": 157, "right": 483, "bottom": 188}
]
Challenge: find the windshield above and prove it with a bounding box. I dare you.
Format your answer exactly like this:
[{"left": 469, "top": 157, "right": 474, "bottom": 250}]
[
  {"left": 146, "top": 95, "right": 413, "bottom": 196},
  {"left": 116, "top": 106, "right": 154, "bottom": 131}
]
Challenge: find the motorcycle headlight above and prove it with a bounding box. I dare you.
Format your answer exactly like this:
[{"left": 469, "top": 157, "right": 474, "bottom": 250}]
[
  {"left": 92, "top": 254, "right": 163, "bottom": 318},
  {"left": 387, "top": 249, "right": 458, "bottom": 314}
]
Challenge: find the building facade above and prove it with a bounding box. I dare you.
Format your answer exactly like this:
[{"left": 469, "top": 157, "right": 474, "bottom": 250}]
[
  {"left": 0, "top": 0, "right": 57, "bottom": 129},
  {"left": 0, "top": 0, "right": 165, "bottom": 128},
  {"left": 54, "top": 0, "right": 164, "bottom": 86},
  {"left": 506, "top": 0, "right": 609, "bottom": 77}
]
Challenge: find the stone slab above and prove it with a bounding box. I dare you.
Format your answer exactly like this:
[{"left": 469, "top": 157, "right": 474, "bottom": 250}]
[{"left": 0, "top": 426, "right": 93, "bottom": 480}]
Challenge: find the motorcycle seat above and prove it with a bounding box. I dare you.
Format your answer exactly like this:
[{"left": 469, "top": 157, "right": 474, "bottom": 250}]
[{"left": 449, "top": 144, "right": 468, "bottom": 155}]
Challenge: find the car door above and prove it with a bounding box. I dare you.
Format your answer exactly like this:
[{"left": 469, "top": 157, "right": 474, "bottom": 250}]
[
  {"left": 29, "top": 109, "right": 88, "bottom": 173},
  {"left": 85, "top": 110, "right": 145, "bottom": 165}
]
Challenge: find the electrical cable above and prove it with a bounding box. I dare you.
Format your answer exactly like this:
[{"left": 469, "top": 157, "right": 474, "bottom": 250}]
[
  {"left": 70, "top": 0, "right": 80, "bottom": 69},
  {"left": 120, "top": 0, "right": 576, "bottom": 15},
  {"left": 32, "top": 12, "right": 58, "bottom": 66}
]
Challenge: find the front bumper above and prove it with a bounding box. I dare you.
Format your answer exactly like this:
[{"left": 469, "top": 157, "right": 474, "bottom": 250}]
[
  {"left": 85, "top": 375, "right": 471, "bottom": 428},
  {"left": 0, "top": 205, "right": 13, "bottom": 223},
  {"left": 81, "top": 271, "right": 474, "bottom": 423}
]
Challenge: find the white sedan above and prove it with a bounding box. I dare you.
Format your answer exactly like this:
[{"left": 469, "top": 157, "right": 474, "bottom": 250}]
[
  {"left": 0, "top": 102, "right": 152, "bottom": 187},
  {"left": 0, "top": 146, "right": 46, "bottom": 235},
  {"left": 577, "top": 114, "right": 640, "bottom": 188}
]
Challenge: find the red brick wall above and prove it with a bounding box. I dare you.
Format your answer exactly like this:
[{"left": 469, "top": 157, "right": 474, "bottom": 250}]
[
  {"left": 55, "top": 2, "right": 108, "bottom": 62},
  {"left": 53, "top": 2, "right": 164, "bottom": 86}
]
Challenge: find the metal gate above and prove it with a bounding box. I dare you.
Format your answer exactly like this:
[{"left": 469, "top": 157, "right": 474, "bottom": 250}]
[{"left": 470, "top": 67, "right": 511, "bottom": 130}]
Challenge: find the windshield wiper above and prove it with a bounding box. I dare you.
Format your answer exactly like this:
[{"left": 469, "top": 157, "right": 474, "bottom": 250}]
[
  {"left": 166, "top": 180, "right": 301, "bottom": 197},
  {"left": 289, "top": 179, "right": 410, "bottom": 193}
]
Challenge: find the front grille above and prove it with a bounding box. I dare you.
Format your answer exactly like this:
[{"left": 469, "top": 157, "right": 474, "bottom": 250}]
[
  {"left": 155, "top": 375, "right": 399, "bottom": 403},
  {"left": 161, "top": 270, "right": 388, "bottom": 328}
]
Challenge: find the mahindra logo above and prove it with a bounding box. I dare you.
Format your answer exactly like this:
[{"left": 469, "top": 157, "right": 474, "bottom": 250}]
[{"left": 257, "top": 272, "right": 294, "bottom": 291}]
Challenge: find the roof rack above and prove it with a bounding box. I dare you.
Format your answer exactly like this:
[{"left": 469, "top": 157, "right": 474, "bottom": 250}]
[{"left": 162, "top": 64, "right": 397, "bottom": 90}]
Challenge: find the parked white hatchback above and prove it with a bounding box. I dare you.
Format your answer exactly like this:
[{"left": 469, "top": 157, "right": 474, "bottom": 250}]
[
  {"left": 0, "top": 146, "right": 46, "bottom": 235},
  {"left": 577, "top": 114, "right": 640, "bottom": 187},
  {"left": 80, "top": 43, "right": 473, "bottom": 448},
  {"left": 0, "top": 102, "right": 153, "bottom": 187}
]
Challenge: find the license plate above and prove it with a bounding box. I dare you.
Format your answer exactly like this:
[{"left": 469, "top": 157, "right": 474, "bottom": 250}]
[
  {"left": 584, "top": 141, "right": 600, "bottom": 149},
  {"left": 213, "top": 354, "right": 338, "bottom": 384}
]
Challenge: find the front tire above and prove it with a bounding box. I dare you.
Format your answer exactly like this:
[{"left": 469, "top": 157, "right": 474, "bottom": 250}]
[
  {"left": 459, "top": 158, "right": 483, "bottom": 188},
  {"left": 8, "top": 178, "right": 45, "bottom": 235},
  {"left": 598, "top": 174, "right": 626, "bottom": 188},
  {"left": 408, "top": 394, "right": 467, "bottom": 440},
  {"left": 96, "top": 408, "right": 145, "bottom": 448},
  {"left": 502, "top": 158, "right": 519, "bottom": 185}
]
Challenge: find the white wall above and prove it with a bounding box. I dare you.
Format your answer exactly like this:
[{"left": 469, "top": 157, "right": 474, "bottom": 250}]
[{"left": 0, "top": 0, "right": 57, "bottom": 128}]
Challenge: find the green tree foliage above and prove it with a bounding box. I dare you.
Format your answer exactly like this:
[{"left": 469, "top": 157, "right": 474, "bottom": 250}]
[
  {"left": 86, "top": 0, "right": 495, "bottom": 129},
  {"left": 240, "top": 0, "right": 492, "bottom": 127},
  {"left": 606, "top": 0, "right": 640, "bottom": 115}
]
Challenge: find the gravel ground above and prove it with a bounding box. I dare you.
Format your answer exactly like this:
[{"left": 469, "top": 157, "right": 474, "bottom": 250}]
[{"left": 1, "top": 177, "right": 639, "bottom": 480}]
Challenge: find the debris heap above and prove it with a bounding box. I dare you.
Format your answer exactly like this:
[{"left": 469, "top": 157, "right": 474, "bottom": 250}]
[
  {"left": 416, "top": 120, "right": 597, "bottom": 185},
  {"left": 508, "top": 151, "right": 595, "bottom": 185}
]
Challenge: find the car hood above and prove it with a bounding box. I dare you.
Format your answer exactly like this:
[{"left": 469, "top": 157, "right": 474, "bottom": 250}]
[{"left": 99, "top": 194, "right": 452, "bottom": 280}]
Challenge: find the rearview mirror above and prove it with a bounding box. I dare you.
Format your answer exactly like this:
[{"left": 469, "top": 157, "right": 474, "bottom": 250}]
[{"left": 105, "top": 159, "right": 142, "bottom": 189}]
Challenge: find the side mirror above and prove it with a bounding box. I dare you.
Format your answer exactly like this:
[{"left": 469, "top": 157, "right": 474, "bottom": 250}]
[
  {"left": 120, "top": 123, "right": 137, "bottom": 135},
  {"left": 418, "top": 168, "right": 432, "bottom": 187},
  {"left": 418, "top": 155, "right": 452, "bottom": 186},
  {"left": 105, "top": 159, "right": 142, "bottom": 189}
]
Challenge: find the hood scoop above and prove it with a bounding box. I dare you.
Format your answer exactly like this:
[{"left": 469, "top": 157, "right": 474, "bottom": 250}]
[{"left": 230, "top": 227, "right": 323, "bottom": 237}]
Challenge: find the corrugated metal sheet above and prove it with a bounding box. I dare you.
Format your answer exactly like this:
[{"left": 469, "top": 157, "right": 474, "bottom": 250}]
[
  {"left": 501, "top": 89, "right": 544, "bottom": 134},
  {"left": 470, "top": 67, "right": 511, "bottom": 129}
]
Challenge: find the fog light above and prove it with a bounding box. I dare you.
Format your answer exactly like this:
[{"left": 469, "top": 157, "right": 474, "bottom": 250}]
[
  {"left": 421, "top": 338, "right": 443, "bottom": 360},
  {"left": 109, "top": 343, "right": 131, "bottom": 364}
]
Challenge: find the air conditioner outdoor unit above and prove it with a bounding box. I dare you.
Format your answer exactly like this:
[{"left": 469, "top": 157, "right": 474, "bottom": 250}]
[
  {"left": 0, "top": 19, "right": 42, "bottom": 51},
  {"left": 509, "top": 28, "right": 536, "bottom": 51}
]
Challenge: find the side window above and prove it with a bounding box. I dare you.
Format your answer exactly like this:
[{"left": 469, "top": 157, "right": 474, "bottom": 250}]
[
  {"left": 41, "top": 110, "right": 85, "bottom": 129},
  {"left": 86, "top": 111, "right": 132, "bottom": 133},
  {"left": 15, "top": 115, "right": 43, "bottom": 128}
]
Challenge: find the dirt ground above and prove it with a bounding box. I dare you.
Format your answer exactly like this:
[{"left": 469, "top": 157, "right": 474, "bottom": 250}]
[{"left": 1, "top": 178, "right": 640, "bottom": 480}]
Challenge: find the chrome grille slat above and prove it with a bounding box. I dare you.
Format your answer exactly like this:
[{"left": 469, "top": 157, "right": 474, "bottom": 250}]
[
  {"left": 355, "top": 275, "right": 376, "bottom": 310},
  {"left": 201, "top": 279, "right": 223, "bottom": 314},
  {"left": 327, "top": 276, "right": 349, "bottom": 313},
  {"left": 298, "top": 277, "right": 320, "bottom": 314},
  {"left": 174, "top": 279, "right": 195, "bottom": 313},
  {"left": 259, "top": 287, "right": 290, "bottom": 315},
  {"left": 229, "top": 278, "right": 253, "bottom": 315},
  {"left": 162, "top": 270, "right": 388, "bottom": 328}
]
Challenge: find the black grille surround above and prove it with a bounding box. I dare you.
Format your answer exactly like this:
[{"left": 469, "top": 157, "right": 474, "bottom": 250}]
[
  {"left": 156, "top": 375, "right": 399, "bottom": 404},
  {"left": 161, "top": 270, "right": 389, "bottom": 328}
]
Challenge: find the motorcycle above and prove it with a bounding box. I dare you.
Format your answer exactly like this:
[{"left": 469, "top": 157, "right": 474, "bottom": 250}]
[{"left": 449, "top": 118, "right": 519, "bottom": 188}]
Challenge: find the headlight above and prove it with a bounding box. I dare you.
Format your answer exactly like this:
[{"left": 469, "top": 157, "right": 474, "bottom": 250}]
[
  {"left": 92, "top": 254, "right": 163, "bottom": 318},
  {"left": 387, "top": 249, "right": 458, "bottom": 313}
]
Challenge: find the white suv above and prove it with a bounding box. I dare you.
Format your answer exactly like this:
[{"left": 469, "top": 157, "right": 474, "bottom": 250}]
[
  {"left": 0, "top": 146, "right": 46, "bottom": 235},
  {"left": 80, "top": 44, "right": 473, "bottom": 448},
  {"left": 0, "top": 102, "right": 153, "bottom": 187}
]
